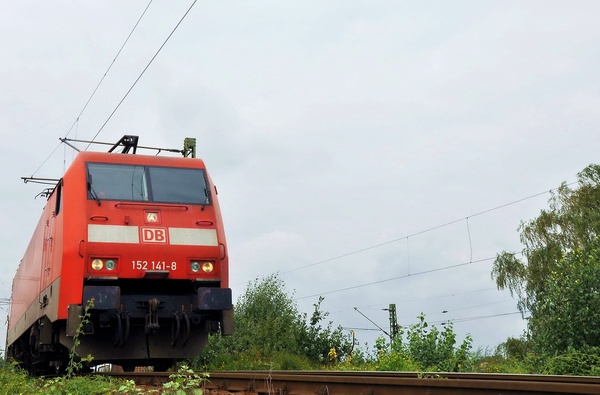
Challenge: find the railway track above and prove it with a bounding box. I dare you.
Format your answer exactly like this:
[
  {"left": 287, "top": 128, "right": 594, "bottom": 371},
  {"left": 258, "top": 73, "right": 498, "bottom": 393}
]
[{"left": 105, "top": 370, "right": 600, "bottom": 394}]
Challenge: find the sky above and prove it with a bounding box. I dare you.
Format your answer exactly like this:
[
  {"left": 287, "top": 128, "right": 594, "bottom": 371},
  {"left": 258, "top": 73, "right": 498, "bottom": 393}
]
[{"left": 1, "top": 1, "right": 600, "bottom": 354}]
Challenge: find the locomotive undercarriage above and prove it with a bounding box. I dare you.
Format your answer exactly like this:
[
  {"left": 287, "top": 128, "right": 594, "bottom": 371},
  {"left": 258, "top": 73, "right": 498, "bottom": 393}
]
[
  {"left": 6, "top": 316, "right": 71, "bottom": 375},
  {"left": 8, "top": 279, "right": 233, "bottom": 374}
]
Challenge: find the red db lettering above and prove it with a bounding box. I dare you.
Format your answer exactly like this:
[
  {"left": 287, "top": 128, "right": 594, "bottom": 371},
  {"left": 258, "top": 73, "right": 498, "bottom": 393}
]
[{"left": 141, "top": 227, "right": 168, "bottom": 244}]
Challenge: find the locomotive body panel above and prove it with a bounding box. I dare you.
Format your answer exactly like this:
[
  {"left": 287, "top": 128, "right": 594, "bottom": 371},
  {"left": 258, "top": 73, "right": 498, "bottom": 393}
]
[
  {"left": 7, "top": 143, "right": 232, "bottom": 373},
  {"left": 8, "top": 183, "right": 64, "bottom": 346}
]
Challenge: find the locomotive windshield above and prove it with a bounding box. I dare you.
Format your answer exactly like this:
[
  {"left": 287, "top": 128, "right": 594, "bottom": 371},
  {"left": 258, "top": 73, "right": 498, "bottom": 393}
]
[{"left": 86, "top": 163, "right": 210, "bottom": 205}]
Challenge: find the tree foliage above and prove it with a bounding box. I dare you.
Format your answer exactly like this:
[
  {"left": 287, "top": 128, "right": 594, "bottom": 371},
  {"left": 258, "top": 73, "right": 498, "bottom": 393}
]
[
  {"left": 497, "top": 336, "right": 531, "bottom": 360},
  {"left": 233, "top": 274, "right": 303, "bottom": 355},
  {"left": 529, "top": 238, "right": 600, "bottom": 354},
  {"left": 196, "top": 274, "right": 353, "bottom": 370},
  {"left": 492, "top": 164, "right": 600, "bottom": 355}
]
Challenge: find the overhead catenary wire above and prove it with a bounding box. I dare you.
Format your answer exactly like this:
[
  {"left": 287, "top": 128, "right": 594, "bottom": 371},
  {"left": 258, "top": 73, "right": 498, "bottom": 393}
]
[
  {"left": 395, "top": 299, "right": 517, "bottom": 322},
  {"left": 278, "top": 183, "right": 577, "bottom": 277},
  {"left": 334, "top": 292, "right": 516, "bottom": 334},
  {"left": 65, "top": 0, "right": 154, "bottom": 141},
  {"left": 436, "top": 311, "right": 524, "bottom": 325},
  {"left": 31, "top": 1, "right": 154, "bottom": 177},
  {"left": 32, "top": 0, "right": 197, "bottom": 175},
  {"left": 333, "top": 287, "right": 499, "bottom": 314},
  {"left": 440, "top": 299, "right": 515, "bottom": 314},
  {"left": 283, "top": 181, "right": 582, "bottom": 301},
  {"left": 30, "top": 143, "right": 63, "bottom": 178},
  {"left": 466, "top": 217, "right": 473, "bottom": 263},
  {"left": 86, "top": 0, "right": 199, "bottom": 150},
  {"left": 294, "top": 256, "right": 497, "bottom": 300},
  {"left": 274, "top": 180, "right": 576, "bottom": 332},
  {"left": 345, "top": 311, "right": 524, "bottom": 334},
  {"left": 231, "top": 183, "right": 573, "bottom": 291}
]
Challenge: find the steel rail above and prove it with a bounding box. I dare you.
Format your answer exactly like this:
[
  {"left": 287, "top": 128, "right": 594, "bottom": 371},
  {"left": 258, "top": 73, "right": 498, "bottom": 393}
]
[{"left": 105, "top": 370, "right": 600, "bottom": 394}]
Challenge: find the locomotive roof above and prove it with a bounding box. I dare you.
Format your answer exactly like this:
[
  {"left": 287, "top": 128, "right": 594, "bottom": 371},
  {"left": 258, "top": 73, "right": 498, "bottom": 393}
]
[{"left": 70, "top": 151, "right": 207, "bottom": 169}]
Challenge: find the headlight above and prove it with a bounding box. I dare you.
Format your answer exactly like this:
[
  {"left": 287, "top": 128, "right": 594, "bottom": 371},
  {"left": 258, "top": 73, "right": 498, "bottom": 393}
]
[
  {"left": 91, "top": 259, "right": 104, "bottom": 270},
  {"left": 202, "top": 261, "right": 214, "bottom": 273},
  {"left": 90, "top": 258, "right": 118, "bottom": 272},
  {"left": 190, "top": 261, "right": 214, "bottom": 273}
]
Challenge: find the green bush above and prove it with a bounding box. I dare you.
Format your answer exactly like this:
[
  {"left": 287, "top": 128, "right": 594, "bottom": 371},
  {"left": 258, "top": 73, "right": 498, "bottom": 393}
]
[
  {"left": 471, "top": 354, "right": 530, "bottom": 374},
  {"left": 374, "top": 314, "right": 473, "bottom": 372},
  {"left": 541, "top": 347, "right": 600, "bottom": 376},
  {"left": 196, "top": 275, "right": 352, "bottom": 370}
]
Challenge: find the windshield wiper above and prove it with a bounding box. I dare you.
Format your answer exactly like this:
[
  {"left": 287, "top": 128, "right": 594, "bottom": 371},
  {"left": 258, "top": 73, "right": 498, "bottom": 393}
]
[
  {"left": 88, "top": 182, "right": 102, "bottom": 206},
  {"left": 201, "top": 187, "right": 209, "bottom": 211}
]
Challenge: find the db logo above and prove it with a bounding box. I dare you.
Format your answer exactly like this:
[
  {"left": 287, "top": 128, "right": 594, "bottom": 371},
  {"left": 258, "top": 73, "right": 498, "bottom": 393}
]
[{"left": 141, "top": 227, "right": 168, "bottom": 244}]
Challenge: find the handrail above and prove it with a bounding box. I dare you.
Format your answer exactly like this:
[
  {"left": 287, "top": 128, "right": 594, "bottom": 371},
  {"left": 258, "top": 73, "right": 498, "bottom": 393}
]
[{"left": 113, "top": 202, "right": 189, "bottom": 211}]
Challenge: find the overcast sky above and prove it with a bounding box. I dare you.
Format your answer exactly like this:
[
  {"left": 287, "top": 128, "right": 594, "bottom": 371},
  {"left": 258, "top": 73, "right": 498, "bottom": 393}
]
[{"left": 2, "top": 1, "right": 600, "bottom": 354}]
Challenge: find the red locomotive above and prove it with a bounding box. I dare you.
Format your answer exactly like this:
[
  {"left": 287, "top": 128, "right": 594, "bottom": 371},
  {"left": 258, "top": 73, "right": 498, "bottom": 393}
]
[{"left": 6, "top": 136, "right": 233, "bottom": 373}]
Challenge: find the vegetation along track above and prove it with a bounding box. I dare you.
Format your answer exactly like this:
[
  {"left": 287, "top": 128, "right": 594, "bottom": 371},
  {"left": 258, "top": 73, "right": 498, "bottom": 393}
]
[{"left": 105, "top": 370, "right": 600, "bottom": 394}]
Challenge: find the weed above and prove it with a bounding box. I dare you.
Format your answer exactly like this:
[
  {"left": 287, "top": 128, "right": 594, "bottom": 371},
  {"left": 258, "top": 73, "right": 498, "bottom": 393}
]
[
  {"left": 66, "top": 298, "right": 95, "bottom": 377},
  {"left": 162, "top": 364, "right": 208, "bottom": 395}
]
